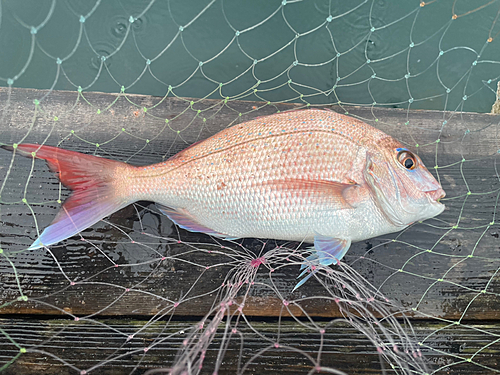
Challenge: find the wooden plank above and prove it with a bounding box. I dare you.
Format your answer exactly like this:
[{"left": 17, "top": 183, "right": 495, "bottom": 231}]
[
  {"left": 1, "top": 88, "right": 500, "bottom": 320},
  {"left": 1, "top": 318, "right": 499, "bottom": 375}
]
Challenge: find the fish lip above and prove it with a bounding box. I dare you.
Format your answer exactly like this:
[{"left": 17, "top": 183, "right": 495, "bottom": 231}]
[{"left": 424, "top": 188, "right": 446, "bottom": 203}]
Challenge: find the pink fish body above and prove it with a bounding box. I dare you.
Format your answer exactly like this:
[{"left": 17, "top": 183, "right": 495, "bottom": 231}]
[{"left": 3, "top": 109, "right": 445, "bottom": 288}]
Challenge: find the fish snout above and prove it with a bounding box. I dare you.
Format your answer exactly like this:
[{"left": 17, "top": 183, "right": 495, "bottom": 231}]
[{"left": 425, "top": 187, "right": 446, "bottom": 202}]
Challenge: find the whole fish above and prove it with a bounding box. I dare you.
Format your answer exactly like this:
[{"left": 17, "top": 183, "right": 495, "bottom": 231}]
[{"left": 2, "top": 109, "right": 445, "bottom": 289}]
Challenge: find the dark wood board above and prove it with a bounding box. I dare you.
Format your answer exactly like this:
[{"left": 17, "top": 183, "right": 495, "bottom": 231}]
[
  {"left": 1, "top": 87, "right": 500, "bottom": 322},
  {"left": 1, "top": 318, "right": 499, "bottom": 375}
]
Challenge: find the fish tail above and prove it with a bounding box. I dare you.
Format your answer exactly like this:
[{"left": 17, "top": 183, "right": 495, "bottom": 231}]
[{"left": 2, "top": 144, "right": 135, "bottom": 249}]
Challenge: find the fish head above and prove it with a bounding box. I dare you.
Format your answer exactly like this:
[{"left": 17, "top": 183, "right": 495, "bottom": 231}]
[{"left": 363, "top": 137, "right": 445, "bottom": 228}]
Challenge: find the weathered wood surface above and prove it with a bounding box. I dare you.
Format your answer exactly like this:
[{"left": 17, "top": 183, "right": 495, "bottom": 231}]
[
  {"left": 1, "top": 87, "right": 500, "bottom": 323},
  {"left": 1, "top": 318, "right": 499, "bottom": 375}
]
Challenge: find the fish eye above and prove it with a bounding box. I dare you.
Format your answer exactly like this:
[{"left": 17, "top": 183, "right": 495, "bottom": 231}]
[{"left": 396, "top": 150, "right": 417, "bottom": 170}]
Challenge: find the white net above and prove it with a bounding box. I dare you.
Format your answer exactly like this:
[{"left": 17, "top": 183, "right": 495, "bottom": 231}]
[{"left": 1, "top": 1, "right": 500, "bottom": 374}]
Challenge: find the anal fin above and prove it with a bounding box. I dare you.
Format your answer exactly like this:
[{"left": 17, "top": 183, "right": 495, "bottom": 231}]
[{"left": 156, "top": 204, "right": 230, "bottom": 238}]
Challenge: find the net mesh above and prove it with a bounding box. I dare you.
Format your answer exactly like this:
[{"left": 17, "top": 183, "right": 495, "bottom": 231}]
[{"left": 1, "top": 0, "right": 500, "bottom": 374}]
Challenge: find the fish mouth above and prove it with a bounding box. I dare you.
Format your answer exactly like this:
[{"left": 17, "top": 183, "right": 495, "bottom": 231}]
[{"left": 425, "top": 188, "right": 446, "bottom": 203}]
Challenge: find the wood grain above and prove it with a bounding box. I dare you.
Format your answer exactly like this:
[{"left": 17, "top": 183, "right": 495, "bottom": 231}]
[
  {"left": 1, "top": 318, "right": 499, "bottom": 375},
  {"left": 1, "top": 88, "right": 500, "bottom": 322}
]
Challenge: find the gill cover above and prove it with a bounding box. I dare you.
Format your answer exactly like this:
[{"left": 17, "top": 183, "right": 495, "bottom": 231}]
[{"left": 363, "top": 154, "right": 406, "bottom": 228}]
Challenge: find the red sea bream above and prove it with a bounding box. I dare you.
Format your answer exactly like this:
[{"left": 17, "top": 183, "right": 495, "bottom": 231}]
[{"left": 2, "top": 109, "right": 445, "bottom": 288}]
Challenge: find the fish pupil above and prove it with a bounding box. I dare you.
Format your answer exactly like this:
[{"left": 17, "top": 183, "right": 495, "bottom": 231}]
[{"left": 396, "top": 150, "right": 416, "bottom": 170}]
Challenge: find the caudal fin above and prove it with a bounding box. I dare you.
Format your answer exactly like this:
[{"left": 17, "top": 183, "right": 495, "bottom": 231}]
[{"left": 2, "top": 144, "right": 134, "bottom": 249}]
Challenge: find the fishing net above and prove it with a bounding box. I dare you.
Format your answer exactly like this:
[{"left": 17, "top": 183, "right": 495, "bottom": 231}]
[{"left": 1, "top": 0, "right": 500, "bottom": 374}]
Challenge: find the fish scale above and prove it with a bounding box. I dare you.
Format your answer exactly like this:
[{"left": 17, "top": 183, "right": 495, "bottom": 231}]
[
  {"left": 3, "top": 108, "right": 445, "bottom": 289},
  {"left": 124, "top": 109, "right": 393, "bottom": 241}
]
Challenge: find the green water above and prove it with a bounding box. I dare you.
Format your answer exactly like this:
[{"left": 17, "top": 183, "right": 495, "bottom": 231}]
[{"left": 1, "top": 0, "right": 499, "bottom": 112}]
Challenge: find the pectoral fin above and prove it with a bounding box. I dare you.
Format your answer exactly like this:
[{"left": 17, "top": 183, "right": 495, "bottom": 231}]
[{"left": 264, "top": 179, "right": 362, "bottom": 209}]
